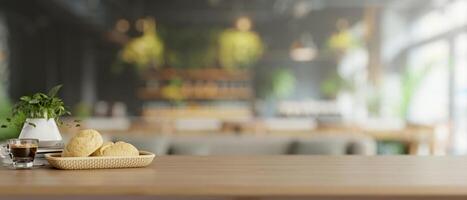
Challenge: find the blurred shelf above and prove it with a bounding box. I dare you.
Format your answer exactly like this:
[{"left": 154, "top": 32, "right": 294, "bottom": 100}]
[
  {"left": 138, "top": 68, "right": 254, "bottom": 101},
  {"left": 142, "top": 107, "right": 253, "bottom": 120},
  {"left": 137, "top": 88, "right": 253, "bottom": 100},
  {"left": 142, "top": 68, "right": 252, "bottom": 81}
]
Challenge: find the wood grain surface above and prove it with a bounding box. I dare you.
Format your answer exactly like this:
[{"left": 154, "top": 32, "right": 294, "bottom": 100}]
[{"left": 1, "top": 156, "right": 467, "bottom": 198}]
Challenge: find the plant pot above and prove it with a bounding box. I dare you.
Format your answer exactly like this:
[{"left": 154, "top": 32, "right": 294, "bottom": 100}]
[{"left": 18, "top": 118, "right": 63, "bottom": 148}]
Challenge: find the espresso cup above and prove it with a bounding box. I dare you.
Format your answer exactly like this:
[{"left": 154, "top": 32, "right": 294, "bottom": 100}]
[{"left": 1, "top": 139, "right": 38, "bottom": 169}]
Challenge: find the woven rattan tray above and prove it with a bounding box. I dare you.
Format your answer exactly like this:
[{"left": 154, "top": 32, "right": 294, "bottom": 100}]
[{"left": 45, "top": 151, "right": 155, "bottom": 170}]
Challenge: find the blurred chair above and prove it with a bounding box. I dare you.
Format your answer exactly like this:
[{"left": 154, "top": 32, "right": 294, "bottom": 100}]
[
  {"left": 347, "top": 135, "right": 377, "bottom": 155},
  {"left": 169, "top": 136, "right": 292, "bottom": 155},
  {"left": 291, "top": 135, "right": 376, "bottom": 155},
  {"left": 263, "top": 118, "right": 317, "bottom": 133},
  {"left": 175, "top": 118, "right": 222, "bottom": 133}
]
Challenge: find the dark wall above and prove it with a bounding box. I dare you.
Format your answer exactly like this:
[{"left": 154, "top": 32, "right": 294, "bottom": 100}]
[
  {"left": 0, "top": 0, "right": 135, "bottom": 114},
  {"left": 3, "top": 4, "right": 83, "bottom": 106},
  {"left": 94, "top": 44, "right": 142, "bottom": 115}
]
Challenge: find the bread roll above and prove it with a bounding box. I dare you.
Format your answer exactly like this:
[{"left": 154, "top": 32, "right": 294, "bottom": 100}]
[
  {"left": 62, "top": 129, "right": 103, "bottom": 157},
  {"left": 91, "top": 141, "right": 114, "bottom": 156},
  {"left": 94, "top": 141, "right": 139, "bottom": 157}
]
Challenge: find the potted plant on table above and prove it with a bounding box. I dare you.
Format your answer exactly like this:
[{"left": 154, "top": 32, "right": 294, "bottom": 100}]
[{"left": 1, "top": 85, "right": 73, "bottom": 148}]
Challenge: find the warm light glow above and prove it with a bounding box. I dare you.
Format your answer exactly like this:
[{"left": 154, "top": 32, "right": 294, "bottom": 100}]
[
  {"left": 293, "top": 1, "right": 313, "bottom": 18},
  {"left": 115, "top": 19, "right": 130, "bottom": 33},
  {"left": 290, "top": 47, "right": 316, "bottom": 62},
  {"left": 236, "top": 17, "right": 252, "bottom": 31},
  {"left": 289, "top": 40, "right": 316, "bottom": 62}
]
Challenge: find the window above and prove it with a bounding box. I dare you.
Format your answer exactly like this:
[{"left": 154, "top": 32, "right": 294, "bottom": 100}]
[
  {"left": 410, "top": 0, "right": 467, "bottom": 43},
  {"left": 453, "top": 33, "right": 467, "bottom": 153},
  {"left": 407, "top": 40, "right": 450, "bottom": 124}
]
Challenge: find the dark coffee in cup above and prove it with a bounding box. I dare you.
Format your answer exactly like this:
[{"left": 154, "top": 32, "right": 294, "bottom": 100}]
[
  {"left": 9, "top": 144, "right": 38, "bottom": 163},
  {"left": 1, "top": 139, "right": 39, "bottom": 169}
]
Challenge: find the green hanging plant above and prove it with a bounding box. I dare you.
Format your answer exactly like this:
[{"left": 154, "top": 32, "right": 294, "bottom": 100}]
[
  {"left": 116, "top": 18, "right": 164, "bottom": 72},
  {"left": 218, "top": 29, "right": 264, "bottom": 70}
]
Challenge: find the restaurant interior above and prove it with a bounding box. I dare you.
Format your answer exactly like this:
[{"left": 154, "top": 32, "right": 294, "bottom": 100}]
[{"left": 1, "top": 0, "right": 467, "bottom": 157}]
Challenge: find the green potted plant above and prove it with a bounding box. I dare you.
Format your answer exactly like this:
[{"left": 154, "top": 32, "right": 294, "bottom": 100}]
[{"left": 1, "top": 85, "right": 72, "bottom": 147}]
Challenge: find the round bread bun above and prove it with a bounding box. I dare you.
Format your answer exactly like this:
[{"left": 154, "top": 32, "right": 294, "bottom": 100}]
[
  {"left": 91, "top": 141, "right": 114, "bottom": 156},
  {"left": 98, "top": 141, "right": 139, "bottom": 157},
  {"left": 62, "top": 129, "right": 103, "bottom": 157}
]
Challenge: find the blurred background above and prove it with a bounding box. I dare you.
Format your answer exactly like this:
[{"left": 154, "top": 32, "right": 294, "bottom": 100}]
[{"left": 0, "top": 0, "right": 466, "bottom": 155}]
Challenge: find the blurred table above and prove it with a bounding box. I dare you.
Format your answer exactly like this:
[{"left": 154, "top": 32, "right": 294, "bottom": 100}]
[{"left": 1, "top": 156, "right": 467, "bottom": 199}]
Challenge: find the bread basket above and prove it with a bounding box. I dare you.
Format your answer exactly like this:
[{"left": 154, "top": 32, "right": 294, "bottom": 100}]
[{"left": 45, "top": 151, "right": 155, "bottom": 170}]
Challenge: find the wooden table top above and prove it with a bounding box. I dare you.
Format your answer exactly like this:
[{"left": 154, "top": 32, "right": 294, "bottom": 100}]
[{"left": 2, "top": 156, "right": 467, "bottom": 197}]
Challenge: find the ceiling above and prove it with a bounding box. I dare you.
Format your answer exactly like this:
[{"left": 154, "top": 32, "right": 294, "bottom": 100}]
[{"left": 0, "top": 0, "right": 429, "bottom": 49}]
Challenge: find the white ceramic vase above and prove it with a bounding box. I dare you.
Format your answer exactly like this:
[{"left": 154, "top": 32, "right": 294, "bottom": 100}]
[{"left": 18, "top": 118, "right": 63, "bottom": 148}]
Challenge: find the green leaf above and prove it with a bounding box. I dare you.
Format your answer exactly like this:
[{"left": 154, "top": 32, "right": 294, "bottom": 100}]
[
  {"left": 37, "top": 93, "right": 48, "bottom": 99},
  {"left": 28, "top": 99, "right": 39, "bottom": 104},
  {"left": 48, "top": 85, "right": 62, "bottom": 97},
  {"left": 20, "top": 96, "right": 31, "bottom": 101}
]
